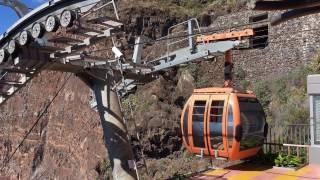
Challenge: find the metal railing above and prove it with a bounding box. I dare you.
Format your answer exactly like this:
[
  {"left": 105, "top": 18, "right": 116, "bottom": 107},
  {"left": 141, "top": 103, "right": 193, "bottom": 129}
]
[
  {"left": 283, "top": 144, "right": 310, "bottom": 160},
  {"left": 165, "top": 18, "right": 202, "bottom": 56},
  {"left": 264, "top": 124, "right": 310, "bottom": 156}
]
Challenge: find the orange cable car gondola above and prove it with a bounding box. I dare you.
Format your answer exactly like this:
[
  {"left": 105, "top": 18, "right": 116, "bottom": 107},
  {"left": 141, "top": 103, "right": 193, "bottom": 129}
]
[
  {"left": 181, "top": 87, "right": 268, "bottom": 160},
  {"left": 180, "top": 47, "right": 268, "bottom": 160}
]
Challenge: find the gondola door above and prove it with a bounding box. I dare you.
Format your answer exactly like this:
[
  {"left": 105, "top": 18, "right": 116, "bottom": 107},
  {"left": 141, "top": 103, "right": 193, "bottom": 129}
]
[
  {"left": 206, "top": 95, "right": 229, "bottom": 158},
  {"left": 190, "top": 95, "right": 210, "bottom": 155}
]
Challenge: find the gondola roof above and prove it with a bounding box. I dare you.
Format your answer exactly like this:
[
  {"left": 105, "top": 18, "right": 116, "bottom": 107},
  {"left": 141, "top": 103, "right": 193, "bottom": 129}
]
[{"left": 193, "top": 87, "right": 254, "bottom": 95}]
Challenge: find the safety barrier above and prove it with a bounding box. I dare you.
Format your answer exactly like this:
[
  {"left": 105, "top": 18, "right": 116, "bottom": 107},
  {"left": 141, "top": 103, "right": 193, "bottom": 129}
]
[{"left": 264, "top": 124, "right": 310, "bottom": 157}]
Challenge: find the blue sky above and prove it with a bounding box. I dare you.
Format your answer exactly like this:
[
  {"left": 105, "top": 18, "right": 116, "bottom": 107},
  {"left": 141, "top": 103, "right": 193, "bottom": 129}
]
[{"left": 0, "top": 0, "right": 47, "bottom": 34}]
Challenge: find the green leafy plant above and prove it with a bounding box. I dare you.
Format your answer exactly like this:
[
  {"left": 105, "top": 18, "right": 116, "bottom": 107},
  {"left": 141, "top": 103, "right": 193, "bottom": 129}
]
[
  {"left": 274, "top": 153, "right": 302, "bottom": 167},
  {"left": 253, "top": 81, "right": 272, "bottom": 108}
]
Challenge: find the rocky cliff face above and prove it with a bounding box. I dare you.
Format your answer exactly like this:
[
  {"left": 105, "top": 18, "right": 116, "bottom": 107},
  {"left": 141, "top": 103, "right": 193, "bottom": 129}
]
[
  {"left": 0, "top": 71, "right": 107, "bottom": 179},
  {"left": 1, "top": 1, "right": 320, "bottom": 179},
  {"left": 0, "top": 72, "right": 106, "bottom": 179}
]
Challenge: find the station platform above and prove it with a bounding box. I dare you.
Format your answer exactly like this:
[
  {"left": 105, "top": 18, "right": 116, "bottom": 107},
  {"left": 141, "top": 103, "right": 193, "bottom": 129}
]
[{"left": 192, "top": 163, "right": 320, "bottom": 180}]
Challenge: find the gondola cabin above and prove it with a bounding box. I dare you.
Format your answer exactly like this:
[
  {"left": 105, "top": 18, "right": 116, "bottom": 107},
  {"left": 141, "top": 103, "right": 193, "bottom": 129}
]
[{"left": 181, "top": 88, "right": 267, "bottom": 160}]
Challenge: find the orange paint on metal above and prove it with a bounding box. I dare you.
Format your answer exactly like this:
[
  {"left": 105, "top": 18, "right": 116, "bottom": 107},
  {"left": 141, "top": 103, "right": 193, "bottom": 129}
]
[
  {"left": 197, "top": 29, "right": 254, "bottom": 43},
  {"left": 181, "top": 87, "right": 265, "bottom": 161},
  {"left": 193, "top": 87, "right": 234, "bottom": 94}
]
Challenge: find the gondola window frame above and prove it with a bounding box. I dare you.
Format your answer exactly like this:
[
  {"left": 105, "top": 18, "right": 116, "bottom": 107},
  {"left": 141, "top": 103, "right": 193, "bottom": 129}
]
[
  {"left": 192, "top": 100, "right": 207, "bottom": 148},
  {"left": 183, "top": 105, "right": 190, "bottom": 145},
  {"left": 227, "top": 104, "right": 234, "bottom": 149},
  {"left": 209, "top": 100, "right": 225, "bottom": 150}
]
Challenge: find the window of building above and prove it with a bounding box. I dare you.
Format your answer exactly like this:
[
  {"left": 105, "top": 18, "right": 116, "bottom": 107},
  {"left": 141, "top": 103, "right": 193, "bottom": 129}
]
[
  {"left": 251, "top": 25, "right": 269, "bottom": 49},
  {"left": 249, "top": 13, "right": 269, "bottom": 49}
]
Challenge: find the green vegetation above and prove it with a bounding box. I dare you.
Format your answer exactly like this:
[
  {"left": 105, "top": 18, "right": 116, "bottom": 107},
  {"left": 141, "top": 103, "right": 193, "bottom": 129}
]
[
  {"left": 182, "top": 149, "right": 194, "bottom": 161},
  {"left": 240, "top": 79, "right": 251, "bottom": 91},
  {"left": 122, "top": 93, "right": 152, "bottom": 117},
  {"left": 122, "top": 94, "right": 137, "bottom": 118},
  {"left": 274, "top": 153, "right": 303, "bottom": 167},
  {"left": 250, "top": 151, "right": 306, "bottom": 168},
  {"left": 252, "top": 58, "right": 320, "bottom": 125}
]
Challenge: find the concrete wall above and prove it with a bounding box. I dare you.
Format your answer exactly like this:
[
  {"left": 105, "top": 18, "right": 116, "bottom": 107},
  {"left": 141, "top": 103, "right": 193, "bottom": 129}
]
[{"left": 308, "top": 75, "right": 320, "bottom": 164}]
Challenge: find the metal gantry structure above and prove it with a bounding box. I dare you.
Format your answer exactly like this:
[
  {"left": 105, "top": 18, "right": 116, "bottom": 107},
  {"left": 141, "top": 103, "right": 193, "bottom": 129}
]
[
  {"left": 0, "top": 0, "right": 124, "bottom": 106},
  {"left": 250, "top": 0, "right": 320, "bottom": 25},
  {"left": 0, "top": 0, "right": 255, "bottom": 179}
]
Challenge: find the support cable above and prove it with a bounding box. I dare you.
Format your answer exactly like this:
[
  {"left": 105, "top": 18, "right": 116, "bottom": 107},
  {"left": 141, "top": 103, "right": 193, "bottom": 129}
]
[{"left": 0, "top": 73, "right": 72, "bottom": 172}]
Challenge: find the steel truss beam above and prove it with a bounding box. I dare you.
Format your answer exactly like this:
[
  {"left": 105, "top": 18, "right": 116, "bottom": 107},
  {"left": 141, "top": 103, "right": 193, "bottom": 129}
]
[{"left": 0, "top": 0, "right": 122, "bottom": 106}]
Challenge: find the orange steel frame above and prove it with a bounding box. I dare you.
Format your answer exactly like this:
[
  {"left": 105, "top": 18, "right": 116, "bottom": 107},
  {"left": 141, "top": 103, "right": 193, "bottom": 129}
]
[
  {"left": 181, "top": 88, "right": 262, "bottom": 160},
  {"left": 206, "top": 94, "right": 229, "bottom": 158},
  {"left": 197, "top": 29, "right": 255, "bottom": 88},
  {"left": 196, "top": 29, "right": 254, "bottom": 43},
  {"left": 198, "top": 29, "right": 255, "bottom": 88}
]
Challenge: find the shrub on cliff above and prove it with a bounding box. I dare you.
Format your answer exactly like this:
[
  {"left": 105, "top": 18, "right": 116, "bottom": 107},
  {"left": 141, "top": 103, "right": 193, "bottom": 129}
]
[{"left": 253, "top": 57, "right": 320, "bottom": 125}]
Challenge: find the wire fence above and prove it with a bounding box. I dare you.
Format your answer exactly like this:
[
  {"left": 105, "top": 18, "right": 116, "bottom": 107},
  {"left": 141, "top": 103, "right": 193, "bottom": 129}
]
[{"left": 264, "top": 124, "right": 310, "bottom": 157}]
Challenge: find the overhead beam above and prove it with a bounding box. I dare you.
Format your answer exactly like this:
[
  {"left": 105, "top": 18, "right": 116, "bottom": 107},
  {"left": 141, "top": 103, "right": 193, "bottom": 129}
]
[
  {"left": 197, "top": 29, "right": 254, "bottom": 43},
  {"left": 148, "top": 41, "right": 241, "bottom": 73},
  {"left": 249, "top": 0, "right": 320, "bottom": 10},
  {"left": 271, "top": 6, "right": 320, "bottom": 25}
]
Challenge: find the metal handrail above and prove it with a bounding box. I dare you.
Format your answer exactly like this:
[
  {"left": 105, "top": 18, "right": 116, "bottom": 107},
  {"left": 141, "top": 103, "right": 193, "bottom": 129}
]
[
  {"left": 165, "top": 18, "right": 203, "bottom": 58},
  {"left": 82, "top": 0, "right": 119, "bottom": 20},
  {"left": 283, "top": 144, "right": 310, "bottom": 160}
]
